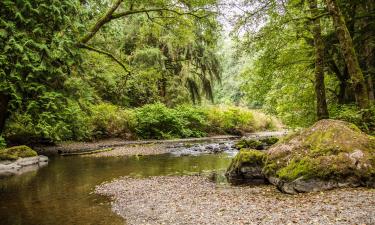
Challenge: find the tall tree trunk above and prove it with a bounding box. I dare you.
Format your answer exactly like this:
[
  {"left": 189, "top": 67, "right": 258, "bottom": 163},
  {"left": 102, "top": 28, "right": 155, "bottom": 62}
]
[
  {"left": 308, "top": 0, "right": 329, "bottom": 120},
  {"left": 325, "top": 0, "right": 369, "bottom": 108},
  {"left": 367, "top": 76, "right": 375, "bottom": 104},
  {"left": 363, "top": 2, "right": 375, "bottom": 104},
  {"left": 0, "top": 93, "right": 9, "bottom": 134}
]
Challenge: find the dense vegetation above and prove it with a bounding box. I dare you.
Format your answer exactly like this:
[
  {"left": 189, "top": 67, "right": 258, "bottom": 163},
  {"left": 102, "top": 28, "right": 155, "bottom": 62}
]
[
  {"left": 218, "top": 0, "right": 375, "bottom": 132},
  {"left": 0, "top": 0, "right": 374, "bottom": 147}
]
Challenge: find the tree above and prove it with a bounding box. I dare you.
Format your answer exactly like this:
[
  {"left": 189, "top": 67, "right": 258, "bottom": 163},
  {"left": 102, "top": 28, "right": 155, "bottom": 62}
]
[
  {"left": 325, "top": 0, "right": 370, "bottom": 108},
  {"left": 308, "top": 0, "right": 329, "bottom": 119},
  {"left": 0, "top": 0, "right": 82, "bottom": 135},
  {"left": 78, "top": 0, "right": 221, "bottom": 104}
]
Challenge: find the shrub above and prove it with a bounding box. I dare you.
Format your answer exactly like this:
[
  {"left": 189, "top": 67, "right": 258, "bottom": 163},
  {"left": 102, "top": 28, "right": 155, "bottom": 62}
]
[
  {"left": 4, "top": 99, "right": 91, "bottom": 142},
  {"left": 330, "top": 104, "right": 375, "bottom": 135},
  {"left": 89, "top": 103, "right": 136, "bottom": 139},
  {"left": 175, "top": 105, "right": 207, "bottom": 137},
  {"left": 204, "top": 106, "right": 279, "bottom": 135},
  {"left": 135, "top": 103, "right": 186, "bottom": 139},
  {"left": 0, "top": 136, "right": 6, "bottom": 149}
]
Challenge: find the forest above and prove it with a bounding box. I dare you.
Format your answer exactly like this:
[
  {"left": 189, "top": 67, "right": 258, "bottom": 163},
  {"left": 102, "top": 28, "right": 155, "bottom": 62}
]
[
  {"left": 0, "top": 0, "right": 374, "bottom": 146},
  {"left": 0, "top": 0, "right": 375, "bottom": 224}
]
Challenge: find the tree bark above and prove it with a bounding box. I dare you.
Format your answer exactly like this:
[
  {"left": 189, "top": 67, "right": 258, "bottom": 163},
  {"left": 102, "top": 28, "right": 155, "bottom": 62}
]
[
  {"left": 79, "top": 0, "right": 123, "bottom": 44},
  {"left": 363, "top": 1, "right": 375, "bottom": 104},
  {"left": 308, "top": 0, "right": 329, "bottom": 120},
  {"left": 325, "top": 0, "right": 370, "bottom": 108},
  {"left": 0, "top": 93, "right": 9, "bottom": 134}
]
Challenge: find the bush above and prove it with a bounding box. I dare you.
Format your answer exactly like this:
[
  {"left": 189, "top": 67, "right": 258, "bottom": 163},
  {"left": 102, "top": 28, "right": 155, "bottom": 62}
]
[
  {"left": 330, "top": 104, "right": 375, "bottom": 135},
  {"left": 204, "top": 106, "right": 279, "bottom": 135},
  {"left": 135, "top": 103, "right": 187, "bottom": 139},
  {"left": 4, "top": 102, "right": 282, "bottom": 143},
  {"left": 0, "top": 136, "right": 6, "bottom": 149},
  {"left": 175, "top": 105, "right": 207, "bottom": 137},
  {"left": 89, "top": 103, "right": 136, "bottom": 139},
  {"left": 205, "top": 106, "right": 253, "bottom": 134},
  {"left": 4, "top": 99, "right": 91, "bottom": 143}
]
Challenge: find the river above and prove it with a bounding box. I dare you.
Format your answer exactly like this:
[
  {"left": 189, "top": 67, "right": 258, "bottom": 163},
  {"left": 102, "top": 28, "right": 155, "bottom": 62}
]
[{"left": 0, "top": 152, "right": 233, "bottom": 225}]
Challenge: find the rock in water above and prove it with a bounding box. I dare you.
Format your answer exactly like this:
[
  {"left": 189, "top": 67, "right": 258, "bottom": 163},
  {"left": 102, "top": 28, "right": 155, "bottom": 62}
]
[
  {"left": 0, "top": 146, "right": 48, "bottom": 177},
  {"left": 264, "top": 119, "right": 375, "bottom": 194},
  {"left": 226, "top": 149, "right": 266, "bottom": 184}
]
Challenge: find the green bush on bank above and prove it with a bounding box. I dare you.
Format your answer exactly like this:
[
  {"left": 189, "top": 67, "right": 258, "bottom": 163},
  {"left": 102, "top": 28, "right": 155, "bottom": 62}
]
[
  {"left": 89, "top": 103, "right": 136, "bottom": 139},
  {"left": 329, "top": 104, "right": 375, "bottom": 135},
  {"left": 3, "top": 103, "right": 281, "bottom": 143},
  {"left": 0, "top": 136, "right": 6, "bottom": 149}
]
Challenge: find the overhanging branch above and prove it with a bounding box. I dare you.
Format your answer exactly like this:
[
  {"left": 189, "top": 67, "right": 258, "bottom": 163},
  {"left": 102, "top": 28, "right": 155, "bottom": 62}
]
[{"left": 79, "top": 43, "right": 131, "bottom": 74}]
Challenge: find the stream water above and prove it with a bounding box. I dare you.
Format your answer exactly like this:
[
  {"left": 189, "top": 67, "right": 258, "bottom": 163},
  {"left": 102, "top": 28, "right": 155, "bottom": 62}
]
[{"left": 0, "top": 152, "right": 233, "bottom": 225}]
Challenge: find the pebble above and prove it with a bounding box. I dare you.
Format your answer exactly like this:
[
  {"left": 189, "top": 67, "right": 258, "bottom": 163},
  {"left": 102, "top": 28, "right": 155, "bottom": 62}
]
[{"left": 96, "top": 176, "right": 375, "bottom": 225}]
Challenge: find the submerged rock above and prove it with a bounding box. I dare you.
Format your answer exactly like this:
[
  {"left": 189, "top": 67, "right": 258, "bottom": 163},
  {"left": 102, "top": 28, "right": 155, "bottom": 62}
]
[
  {"left": 226, "top": 149, "right": 266, "bottom": 184},
  {"left": 264, "top": 119, "right": 375, "bottom": 194}
]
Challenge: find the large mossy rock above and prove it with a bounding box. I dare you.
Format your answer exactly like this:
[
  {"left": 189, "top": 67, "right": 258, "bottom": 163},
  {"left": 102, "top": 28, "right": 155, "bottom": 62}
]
[
  {"left": 0, "top": 145, "right": 38, "bottom": 161},
  {"left": 226, "top": 149, "right": 266, "bottom": 184},
  {"left": 264, "top": 119, "right": 375, "bottom": 194}
]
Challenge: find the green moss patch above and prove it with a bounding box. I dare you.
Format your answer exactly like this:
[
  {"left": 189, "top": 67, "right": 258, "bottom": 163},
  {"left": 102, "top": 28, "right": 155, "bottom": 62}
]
[
  {"left": 265, "top": 119, "right": 375, "bottom": 183},
  {"left": 235, "top": 139, "right": 263, "bottom": 150},
  {"left": 227, "top": 149, "right": 266, "bottom": 174},
  {"left": 0, "top": 145, "right": 38, "bottom": 161}
]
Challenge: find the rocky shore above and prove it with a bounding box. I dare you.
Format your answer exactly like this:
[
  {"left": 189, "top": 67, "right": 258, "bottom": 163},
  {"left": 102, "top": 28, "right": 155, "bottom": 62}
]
[
  {"left": 0, "top": 155, "right": 48, "bottom": 177},
  {"left": 96, "top": 175, "right": 375, "bottom": 225}
]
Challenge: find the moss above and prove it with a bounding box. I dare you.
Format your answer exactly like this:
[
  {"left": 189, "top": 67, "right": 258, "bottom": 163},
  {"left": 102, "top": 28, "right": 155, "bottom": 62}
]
[
  {"left": 266, "top": 119, "right": 375, "bottom": 183},
  {"left": 235, "top": 139, "right": 263, "bottom": 150},
  {"left": 0, "top": 145, "right": 38, "bottom": 161},
  {"left": 277, "top": 157, "right": 315, "bottom": 181},
  {"left": 261, "top": 137, "right": 279, "bottom": 145},
  {"left": 227, "top": 149, "right": 266, "bottom": 174}
]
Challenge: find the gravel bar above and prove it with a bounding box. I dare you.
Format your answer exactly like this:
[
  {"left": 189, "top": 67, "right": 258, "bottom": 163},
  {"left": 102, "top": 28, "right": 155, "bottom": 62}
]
[{"left": 95, "top": 176, "right": 375, "bottom": 225}]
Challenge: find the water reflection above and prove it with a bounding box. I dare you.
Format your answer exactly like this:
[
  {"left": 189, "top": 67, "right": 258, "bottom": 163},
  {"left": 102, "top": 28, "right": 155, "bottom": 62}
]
[{"left": 0, "top": 153, "right": 232, "bottom": 225}]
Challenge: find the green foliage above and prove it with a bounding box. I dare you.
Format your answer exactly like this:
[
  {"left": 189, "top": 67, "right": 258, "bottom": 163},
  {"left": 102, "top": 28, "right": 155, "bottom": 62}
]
[
  {"left": 235, "top": 139, "right": 263, "bottom": 150},
  {"left": 0, "top": 0, "right": 85, "bottom": 140},
  {"left": 205, "top": 106, "right": 278, "bottom": 134},
  {"left": 329, "top": 104, "right": 375, "bottom": 135},
  {"left": 135, "top": 103, "right": 191, "bottom": 139},
  {"left": 0, "top": 145, "right": 37, "bottom": 161},
  {"left": 0, "top": 136, "right": 6, "bottom": 149},
  {"left": 5, "top": 100, "right": 91, "bottom": 141},
  {"left": 175, "top": 105, "right": 208, "bottom": 137},
  {"left": 89, "top": 103, "right": 136, "bottom": 139}
]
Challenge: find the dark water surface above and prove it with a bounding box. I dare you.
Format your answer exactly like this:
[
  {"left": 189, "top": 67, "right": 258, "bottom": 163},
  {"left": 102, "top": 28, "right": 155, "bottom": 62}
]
[{"left": 0, "top": 153, "right": 232, "bottom": 225}]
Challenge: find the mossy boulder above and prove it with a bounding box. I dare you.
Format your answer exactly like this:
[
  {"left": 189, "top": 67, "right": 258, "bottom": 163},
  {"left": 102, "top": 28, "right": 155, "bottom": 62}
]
[
  {"left": 234, "top": 137, "right": 279, "bottom": 150},
  {"left": 235, "top": 139, "right": 264, "bottom": 150},
  {"left": 261, "top": 136, "right": 279, "bottom": 145},
  {"left": 264, "top": 119, "right": 375, "bottom": 194},
  {"left": 0, "top": 145, "right": 38, "bottom": 161},
  {"left": 226, "top": 149, "right": 266, "bottom": 184}
]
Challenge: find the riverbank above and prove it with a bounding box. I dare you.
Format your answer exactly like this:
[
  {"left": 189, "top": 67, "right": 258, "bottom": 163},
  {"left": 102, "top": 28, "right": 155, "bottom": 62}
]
[
  {"left": 96, "top": 175, "right": 375, "bottom": 225},
  {"left": 36, "top": 131, "right": 287, "bottom": 156}
]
